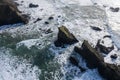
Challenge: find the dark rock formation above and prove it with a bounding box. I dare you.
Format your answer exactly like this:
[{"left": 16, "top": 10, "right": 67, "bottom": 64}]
[
  {"left": 111, "top": 54, "right": 117, "bottom": 59},
  {"left": 44, "top": 21, "right": 49, "bottom": 24},
  {"left": 90, "top": 26, "right": 102, "bottom": 31},
  {"left": 29, "top": 3, "right": 39, "bottom": 8},
  {"left": 69, "top": 56, "right": 86, "bottom": 72},
  {"left": 96, "top": 39, "right": 114, "bottom": 54},
  {"left": 34, "top": 18, "right": 42, "bottom": 23},
  {"left": 54, "top": 26, "right": 78, "bottom": 47},
  {"left": 98, "top": 63, "right": 120, "bottom": 80},
  {"left": 74, "top": 40, "right": 120, "bottom": 80},
  {"left": 45, "top": 29, "right": 53, "bottom": 34},
  {"left": 74, "top": 40, "right": 104, "bottom": 69},
  {"left": 103, "top": 35, "right": 111, "bottom": 38},
  {"left": 110, "top": 7, "right": 119, "bottom": 12},
  {"left": 48, "top": 16, "right": 54, "bottom": 20},
  {"left": 0, "top": 0, "right": 29, "bottom": 26}
]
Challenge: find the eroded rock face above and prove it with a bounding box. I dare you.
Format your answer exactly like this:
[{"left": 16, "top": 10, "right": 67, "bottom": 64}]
[
  {"left": 74, "top": 40, "right": 120, "bottom": 80},
  {"left": 74, "top": 40, "right": 104, "bottom": 69},
  {"left": 0, "top": 0, "right": 28, "bottom": 26},
  {"left": 98, "top": 63, "right": 120, "bottom": 80},
  {"left": 54, "top": 26, "right": 78, "bottom": 47}
]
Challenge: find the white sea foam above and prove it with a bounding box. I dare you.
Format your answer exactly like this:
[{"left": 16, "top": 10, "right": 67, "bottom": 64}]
[
  {"left": 0, "top": 0, "right": 120, "bottom": 80},
  {"left": 0, "top": 48, "right": 41, "bottom": 80}
]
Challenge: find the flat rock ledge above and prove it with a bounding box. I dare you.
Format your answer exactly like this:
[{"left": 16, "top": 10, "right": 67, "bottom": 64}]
[
  {"left": 74, "top": 40, "right": 120, "bottom": 80},
  {"left": 0, "top": 0, "right": 29, "bottom": 26}
]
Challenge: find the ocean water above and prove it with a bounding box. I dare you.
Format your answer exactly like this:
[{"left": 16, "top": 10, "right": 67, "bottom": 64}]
[{"left": 0, "top": 0, "right": 120, "bottom": 80}]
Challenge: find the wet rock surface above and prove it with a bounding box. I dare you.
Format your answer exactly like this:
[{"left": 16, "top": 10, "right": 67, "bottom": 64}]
[
  {"left": 29, "top": 3, "right": 39, "bottom": 8},
  {"left": 111, "top": 54, "right": 118, "bottom": 59},
  {"left": 110, "top": 7, "right": 119, "bottom": 12},
  {"left": 74, "top": 40, "right": 120, "bottom": 80},
  {"left": 90, "top": 26, "right": 102, "bottom": 31},
  {"left": 74, "top": 40, "right": 104, "bottom": 69},
  {"left": 96, "top": 39, "right": 114, "bottom": 54},
  {"left": 103, "top": 35, "right": 111, "bottom": 38},
  {"left": 34, "top": 18, "right": 42, "bottom": 23},
  {"left": 54, "top": 26, "right": 78, "bottom": 47},
  {"left": 0, "top": 0, "right": 28, "bottom": 26}
]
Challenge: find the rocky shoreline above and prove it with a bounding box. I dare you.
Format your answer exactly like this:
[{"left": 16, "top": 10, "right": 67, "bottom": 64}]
[
  {"left": 0, "top": 0, "right": 120, "bottom": 80},
  {"left": 55, "top": 26, "right": 120, "bottom": 80}
]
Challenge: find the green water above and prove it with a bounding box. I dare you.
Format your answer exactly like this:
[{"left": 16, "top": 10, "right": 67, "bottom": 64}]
[{"left": 0, "top": 32, "right": 63, "bottom": 80}]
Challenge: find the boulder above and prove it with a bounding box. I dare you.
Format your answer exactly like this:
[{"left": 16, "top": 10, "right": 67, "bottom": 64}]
[
  {"left": 74, "top": 40, "right": 120, "bottom": 80},
  {"left": 110, "top": 54, "right": 118, "bottom": 59},
  {"left": 110, "top": 7, "right": 119, "bottom": 12},
  {"left": 90, "top": 26, "right": 102, "bottom": 31},
  {"left": 54, "top": 26, "right": 78, "bottom": 47},
  {"left": 103, "top": 35, "right": 111, "bottom": 38},
  {"left": 0, "top": 0, "right": 29, "bottom": 26},
  {"left": 96, "top": 39, "right": 114, "bottom": 54},
  {"left": 29, "top": 3, "right": 39, "bottom": 8},
  {"left": 48, "top": 16, "right": 54, "bottom": 20}
]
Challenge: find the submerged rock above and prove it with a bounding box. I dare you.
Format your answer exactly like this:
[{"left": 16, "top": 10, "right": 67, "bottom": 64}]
[
  {"left": 34, "top": 18, "right": 42, "bottom": 23},
  {"left": 110, "top": 54, "right": 118, "bottom": 59},
  {"left": 54, "top": 26, "right": 78, "bottom": 47},
  {"left": 0, "top": 0, "right": 28, "bottom": 26},
  {"left": 103, "top": 35, "right": 111, "bottom": 38},
  {"left": 29, "top": 3, "right": 39, "bottom": 8},
  {"left": 48, "top": 16, "right": 54, "bottom": 20},
  {"left": 90, "top": 26, "right": 102, "bottom": 31},
  {"left": 45, "top": 29, "right": 53, "bottom": 34},
  {"left": 44, "top": 21, "right": 49, "bottom": 24},
  {"left": 74, "top": 40, "right": 120, "bottom": 80},
  {"left": 110, "top": 7, "right": 119, "bottom": 12}
]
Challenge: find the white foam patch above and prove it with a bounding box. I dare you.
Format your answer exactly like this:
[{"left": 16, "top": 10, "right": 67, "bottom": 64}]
[
  {"left": 100, "top": 38, "right": 113, "bottom": 47},
  {"left": 15, "top": 0, "right": 58, "bottom": 23},
  {"left": 91, "top": 0, "right": 120, "bottom": 50},
  {"left": 0, "top": 0, "right": 120, "bottom": 80},
  {"left": 17, "top": 39, "right": 40, "bottom": 48},
  {"left": 0, "top": 48, "right": 41, "bottom": 80},
  {"left": 58, "top": 0, "right": 93, "bottom": 5},
  {"left": 73, "top": 69, "right": 103, "bottom": 80},
  {"left": 91, "top": 0, "right": 120, "bottom": 7}
]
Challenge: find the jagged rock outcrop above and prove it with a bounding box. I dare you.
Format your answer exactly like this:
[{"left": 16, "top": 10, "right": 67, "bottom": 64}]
[
  {"left": 74, "top": 40, "right": 104, "bottom": 69},
  {"left": 0, "top": 0, "right": 29, "bottom": 26},
  {"left": 74, "top": 40, "right": 120, "bottom": 80},
  {"left": 54, "top": 26, "right": 78, "bottom": 47}
]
